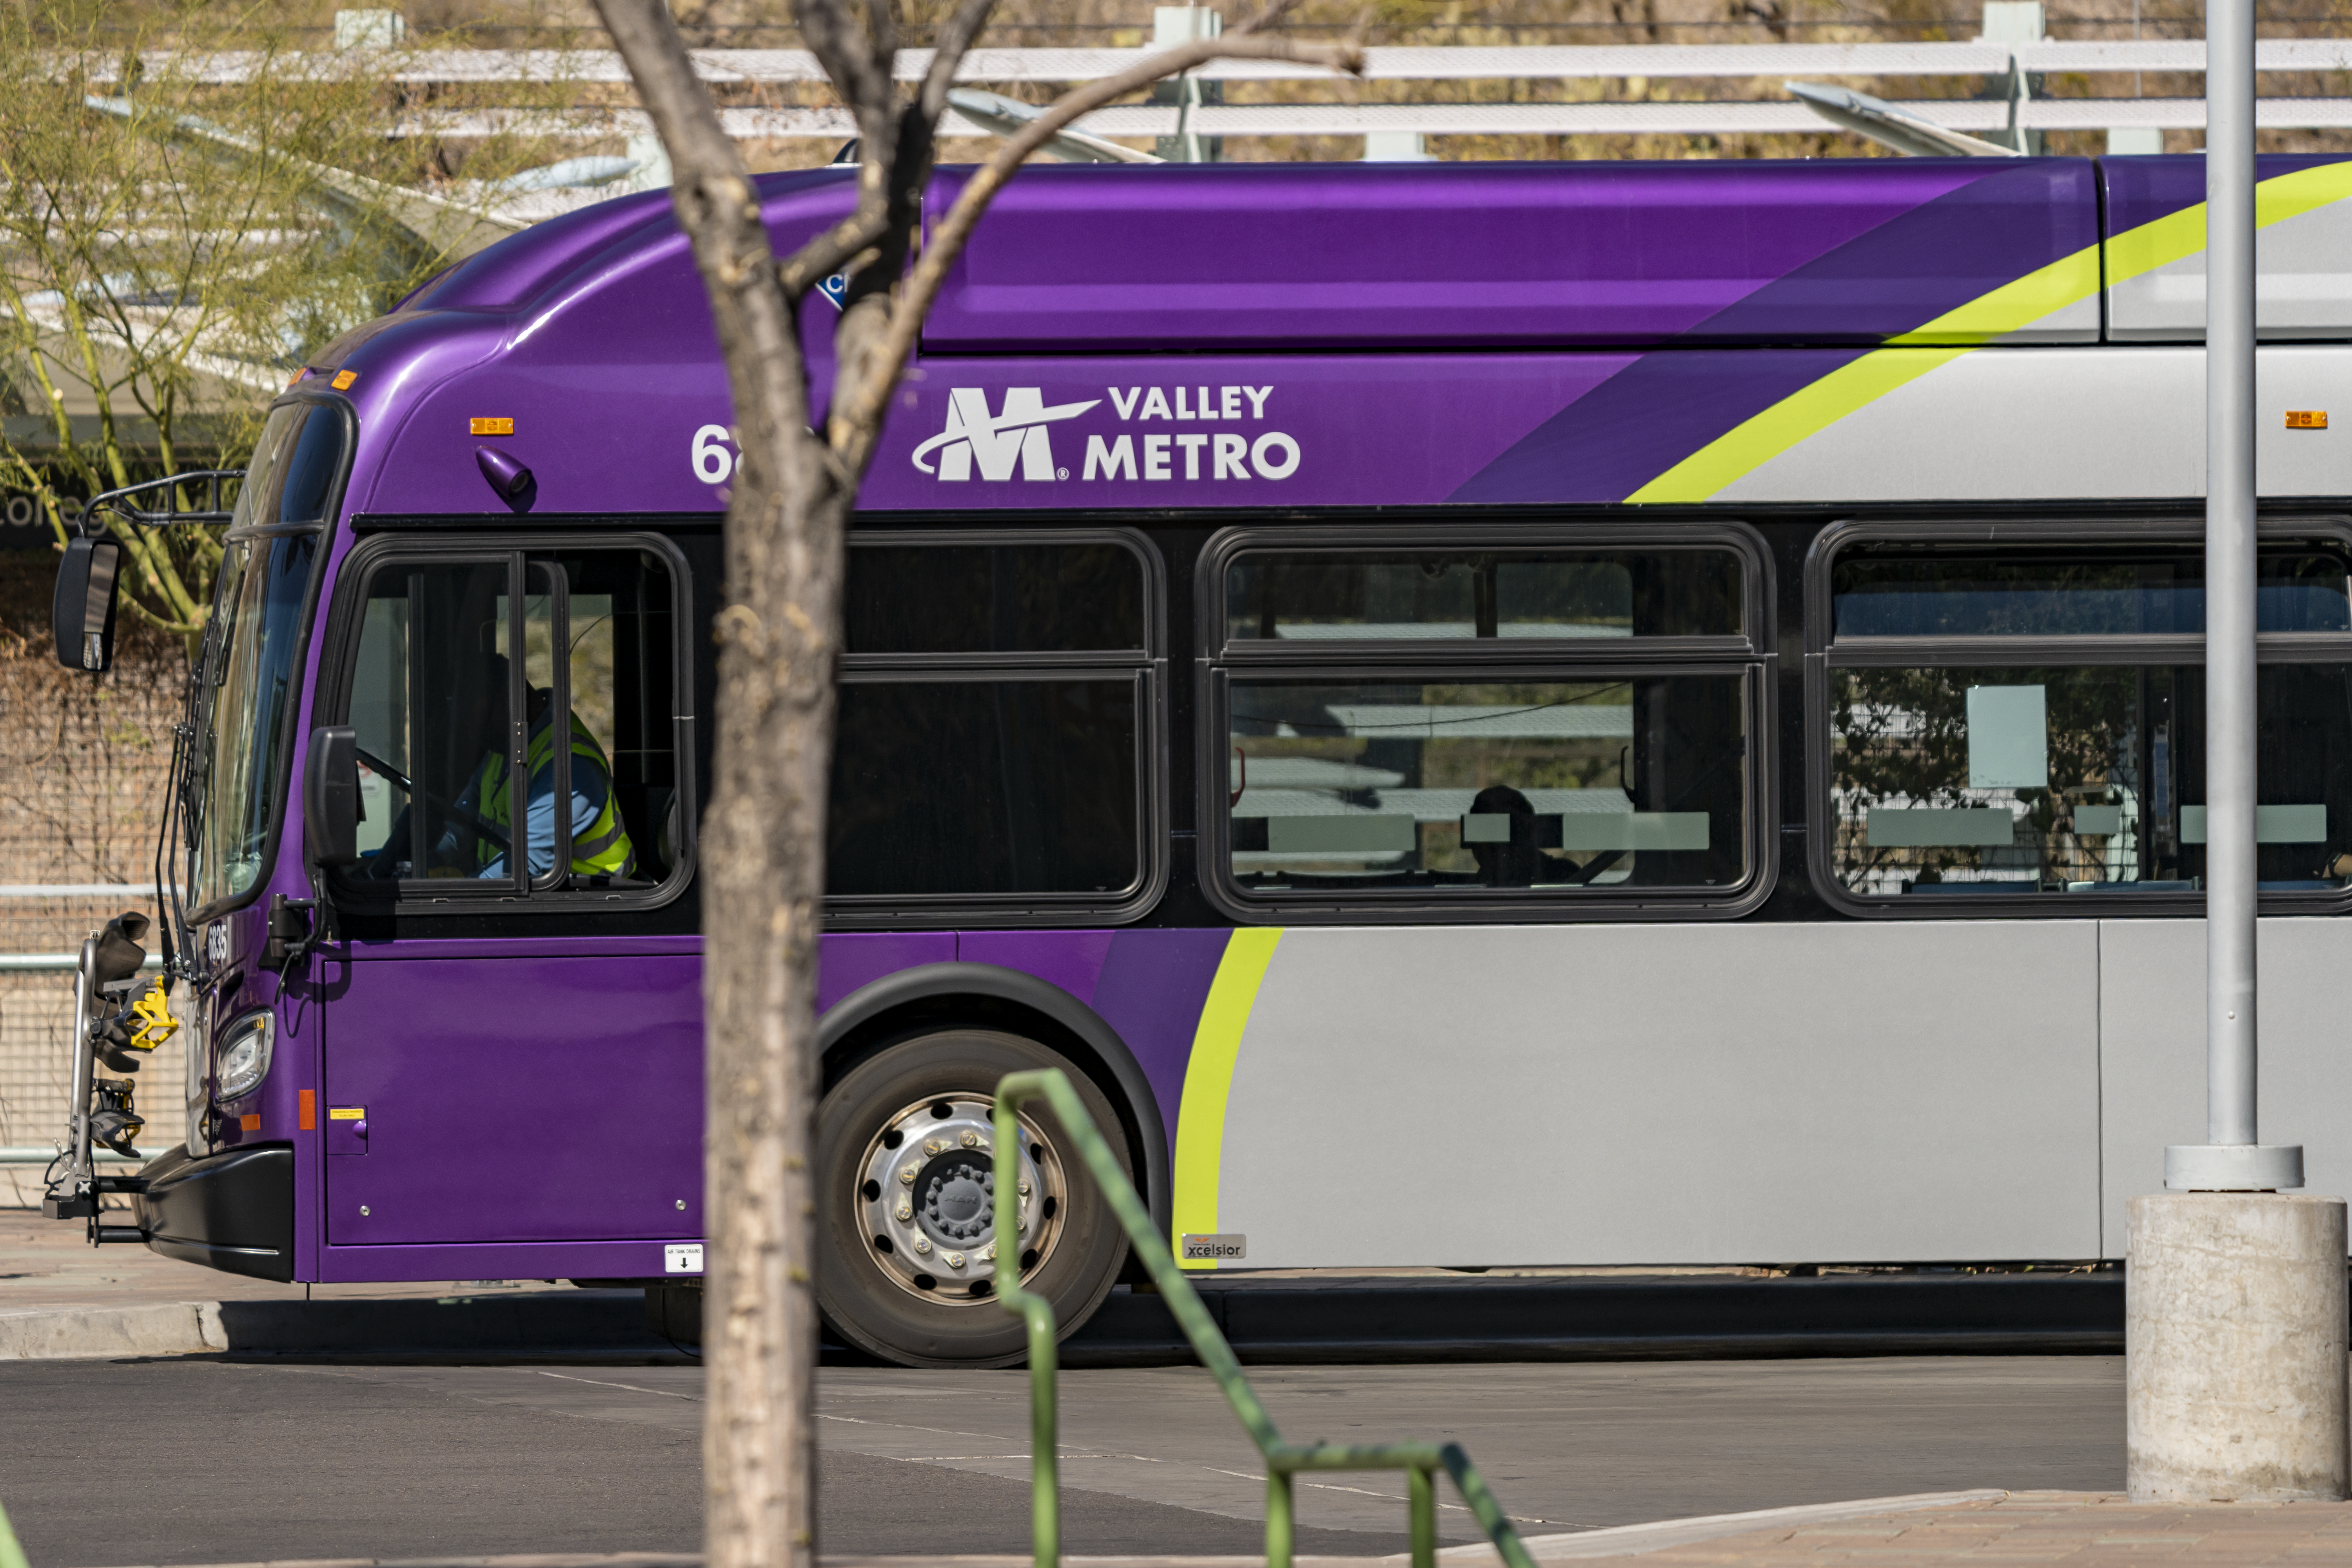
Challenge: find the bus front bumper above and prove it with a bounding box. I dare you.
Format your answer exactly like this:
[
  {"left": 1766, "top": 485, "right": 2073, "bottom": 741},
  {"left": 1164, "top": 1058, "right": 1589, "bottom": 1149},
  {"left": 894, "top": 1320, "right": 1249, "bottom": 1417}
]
[{"left": 136, "top": 1143, "right": 295, "bottom": 1282}]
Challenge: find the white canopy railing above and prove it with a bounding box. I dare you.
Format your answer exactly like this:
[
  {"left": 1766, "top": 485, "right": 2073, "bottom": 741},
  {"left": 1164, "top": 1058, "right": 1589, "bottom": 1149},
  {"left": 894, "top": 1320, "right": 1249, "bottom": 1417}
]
[
  {"left": 63, "top": 38, "right": 2352, "bottom": 84},
  {"left": 387, "top": 95, "right": 2352, "bottom": 140}
]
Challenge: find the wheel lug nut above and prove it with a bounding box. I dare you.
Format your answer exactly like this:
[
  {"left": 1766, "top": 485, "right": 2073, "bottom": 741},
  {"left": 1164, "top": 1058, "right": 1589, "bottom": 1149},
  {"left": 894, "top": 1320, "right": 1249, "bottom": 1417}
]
[
  {"left": 1018, "top": 1180, "right": 1032, "bottom": 1197},
  {"left": 912, "top": 1235, "right": 931, "bottom": 1255},
  {"left": 895, "top": 1200, "right": 912, "bottom": 1221},
  {"left": 924, "top": 1138, "right": 943, "bottom": 1156},
  {"left": 898, "top": 1164, "right": 918, "bottom": 1185},
  {"left": 946, "top": 1252, "right": 965, "bottom": 1270},
  {"left": 961, "top": 1131, "right": 981, "bottom": 1149}
]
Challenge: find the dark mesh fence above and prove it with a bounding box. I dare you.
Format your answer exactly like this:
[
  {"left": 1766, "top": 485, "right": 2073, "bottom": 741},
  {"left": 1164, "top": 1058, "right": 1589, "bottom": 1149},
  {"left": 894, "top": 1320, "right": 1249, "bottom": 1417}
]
[{"left": 0, "top": 555, "right": 180, "bottom": 1198}]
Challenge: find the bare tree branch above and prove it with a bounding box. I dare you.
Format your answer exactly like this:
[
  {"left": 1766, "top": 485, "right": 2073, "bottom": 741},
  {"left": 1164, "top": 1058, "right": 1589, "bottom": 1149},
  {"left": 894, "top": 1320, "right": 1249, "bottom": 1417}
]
[
  {"left": 826, "top": 31, "right": 1365, "bottom": 465},
  {"left": 776, "top": 201, "right": 889, "bottom": 301}
]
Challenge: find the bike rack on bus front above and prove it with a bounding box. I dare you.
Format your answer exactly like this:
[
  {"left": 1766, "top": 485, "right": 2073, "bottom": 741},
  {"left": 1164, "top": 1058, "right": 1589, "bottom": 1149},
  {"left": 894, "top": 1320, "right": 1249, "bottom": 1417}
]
[{"left": 990, "top": 1069, "right": 1539, "bottom": 1568}]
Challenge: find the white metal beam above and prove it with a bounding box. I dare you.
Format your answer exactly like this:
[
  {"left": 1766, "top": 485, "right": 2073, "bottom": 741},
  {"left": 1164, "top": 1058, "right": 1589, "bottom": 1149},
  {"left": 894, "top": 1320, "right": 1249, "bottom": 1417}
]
[
  {"left": 389, "top": 96, "right": 2352, "bottom": 139},
  {"left": 64, "top": 38, "right": 2352, "bottom": 85}
]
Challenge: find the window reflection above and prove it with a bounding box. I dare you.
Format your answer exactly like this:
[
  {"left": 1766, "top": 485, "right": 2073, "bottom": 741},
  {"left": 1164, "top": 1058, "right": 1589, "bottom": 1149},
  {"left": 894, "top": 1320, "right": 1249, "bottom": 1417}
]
[
  {"left": 1828, "top": 664, "right": 2352, "bottom": 895},
  {"left": 1228, "top": 550, "right": 1741, "bottom": 642},
  {"left": 1229, "top": 678, "right": 1747, "bottom": 892},
  {"left": 1832, "top": 546, "right": 2352, "bottom": 637}
]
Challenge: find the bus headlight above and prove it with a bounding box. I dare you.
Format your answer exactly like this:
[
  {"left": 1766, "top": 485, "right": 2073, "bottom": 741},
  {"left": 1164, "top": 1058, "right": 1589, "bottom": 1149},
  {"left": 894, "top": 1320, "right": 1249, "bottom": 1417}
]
[{"left": 215, "top": 1012, "right": 274, "bottom": 1102}]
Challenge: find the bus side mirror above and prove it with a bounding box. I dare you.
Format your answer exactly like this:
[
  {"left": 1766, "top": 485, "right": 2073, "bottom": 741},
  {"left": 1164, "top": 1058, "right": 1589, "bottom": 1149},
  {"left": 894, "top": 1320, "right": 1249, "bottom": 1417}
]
[
  {"left": 53, "top": 536, "right": 122, "bottom": 672},
  {"left": 306, "top": 726, "right": 361, "bottom": 868}
]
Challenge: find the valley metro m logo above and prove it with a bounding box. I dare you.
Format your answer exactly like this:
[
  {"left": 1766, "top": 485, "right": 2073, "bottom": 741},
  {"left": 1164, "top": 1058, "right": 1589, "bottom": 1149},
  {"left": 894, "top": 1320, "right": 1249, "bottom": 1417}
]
[{"left": 911, "top": 388, "right": 1100, "bottom": 481}]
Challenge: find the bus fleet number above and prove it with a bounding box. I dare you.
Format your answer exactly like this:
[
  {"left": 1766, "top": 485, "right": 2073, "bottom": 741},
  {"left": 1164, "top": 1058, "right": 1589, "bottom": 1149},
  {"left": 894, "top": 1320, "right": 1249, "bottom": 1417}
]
[{"left": 692, "top": 424, "right": 737, "bottom": 485}]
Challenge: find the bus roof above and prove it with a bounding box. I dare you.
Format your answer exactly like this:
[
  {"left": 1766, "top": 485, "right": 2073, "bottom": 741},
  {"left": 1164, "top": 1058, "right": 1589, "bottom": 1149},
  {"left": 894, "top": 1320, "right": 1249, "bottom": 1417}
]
[{"left": 309, "top": 154, "right": 2352, "bottom": 519}]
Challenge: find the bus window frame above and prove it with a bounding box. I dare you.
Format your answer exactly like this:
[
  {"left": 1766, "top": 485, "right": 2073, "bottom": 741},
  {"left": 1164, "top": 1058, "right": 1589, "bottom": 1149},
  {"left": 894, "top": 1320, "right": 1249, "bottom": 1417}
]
[
  {"left": 1803, "top": 514, "right": 2352, "bottom": 918},
  {"left": 1194, "top": 520, "right": 1779, "bottom": 926},
  {"left": 315, "top": 529, "right": 697, "bottom": 914},
  {"left": 825, "top": 525, "right": 1168, "bottom": 929},
  {"left": 186, "top": 387, "right": 352, "bottom": 928}
]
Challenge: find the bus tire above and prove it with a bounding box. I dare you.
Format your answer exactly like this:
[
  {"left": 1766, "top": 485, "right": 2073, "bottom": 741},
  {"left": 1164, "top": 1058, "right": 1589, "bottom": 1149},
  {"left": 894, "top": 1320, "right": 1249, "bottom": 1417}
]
[{"left": 815, "top": 1028, "right": 1132, "bottom": 1368}]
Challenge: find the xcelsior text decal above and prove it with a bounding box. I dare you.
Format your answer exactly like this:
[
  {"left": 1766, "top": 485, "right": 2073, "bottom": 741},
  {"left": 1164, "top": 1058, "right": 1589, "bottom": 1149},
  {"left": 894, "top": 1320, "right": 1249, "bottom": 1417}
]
[{"left": 907, "top": 386, "right": 1299, "bottom": 484}]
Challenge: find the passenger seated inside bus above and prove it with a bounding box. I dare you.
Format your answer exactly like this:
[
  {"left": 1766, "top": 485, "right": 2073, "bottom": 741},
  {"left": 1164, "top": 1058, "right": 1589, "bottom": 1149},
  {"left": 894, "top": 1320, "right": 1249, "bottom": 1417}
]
[
  {"left": 363, "top": 655, "right": 635, "bottom": 881},
  {"left": 1466, "top": 784, "right": 1543, "bottom": 888}
]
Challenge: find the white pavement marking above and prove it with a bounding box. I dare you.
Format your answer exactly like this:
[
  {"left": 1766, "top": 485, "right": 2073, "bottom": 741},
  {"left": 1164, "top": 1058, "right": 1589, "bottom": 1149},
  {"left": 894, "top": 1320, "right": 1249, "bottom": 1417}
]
[{"left": 1431, "top": 1490, "right": 2013, "bottom": 1563}]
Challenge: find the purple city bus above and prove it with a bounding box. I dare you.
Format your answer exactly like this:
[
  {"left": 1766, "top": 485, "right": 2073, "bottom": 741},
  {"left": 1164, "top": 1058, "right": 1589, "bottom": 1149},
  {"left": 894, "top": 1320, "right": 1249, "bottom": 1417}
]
[{"left": 44, "top": 152, "right": 2352, "bottom": 1366}]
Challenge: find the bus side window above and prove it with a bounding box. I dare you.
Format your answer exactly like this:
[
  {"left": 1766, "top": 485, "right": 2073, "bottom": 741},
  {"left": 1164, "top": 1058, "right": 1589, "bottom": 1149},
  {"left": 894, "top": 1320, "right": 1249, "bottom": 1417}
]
[
  {"left": 827, "top": 534, "right": 1158, "bottom": 916},
  {"left": 1816, "top": 528, "right": 2352, "bottom": 907},
  {"left": 1209, "top": 533, "right": 1766, "bottom": 915},
  {"left": 528, "top": 548, "right": 681, "bottom": 886},
  {"left": 334, "top": 541, "right": 686, "bottom": 901},
  {"left": 342, "top": 560, "right": 521, "bottom": 891}
]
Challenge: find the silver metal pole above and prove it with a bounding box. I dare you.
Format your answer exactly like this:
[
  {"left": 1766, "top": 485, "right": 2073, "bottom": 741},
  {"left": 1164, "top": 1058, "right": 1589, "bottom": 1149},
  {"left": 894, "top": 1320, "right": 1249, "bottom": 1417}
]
[
  {"left": 65, "top": 935, "right": 98, "bottom": 1188},
  {"left": 2167, "top": 0, "right": 2299, "bottom": 1191},
  {"left": 2205, "top": 0, "right": 2258, "bottom": 1152}
]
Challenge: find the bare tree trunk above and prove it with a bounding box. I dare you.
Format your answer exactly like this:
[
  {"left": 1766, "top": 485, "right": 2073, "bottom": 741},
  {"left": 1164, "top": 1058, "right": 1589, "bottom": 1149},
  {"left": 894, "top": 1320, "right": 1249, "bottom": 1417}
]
[
  {"left": 587, "top": 5, "right": 1359, "bottom": 1567},
  {"left": 589, "top": 9, "right": 840, "bottom": 1568}
]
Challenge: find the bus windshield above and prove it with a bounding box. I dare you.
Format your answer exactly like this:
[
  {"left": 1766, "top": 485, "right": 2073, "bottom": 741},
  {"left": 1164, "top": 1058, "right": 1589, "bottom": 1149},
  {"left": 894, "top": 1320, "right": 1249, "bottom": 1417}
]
[{"left": 188, "top": 401, "right": 343, "bottom": 913}]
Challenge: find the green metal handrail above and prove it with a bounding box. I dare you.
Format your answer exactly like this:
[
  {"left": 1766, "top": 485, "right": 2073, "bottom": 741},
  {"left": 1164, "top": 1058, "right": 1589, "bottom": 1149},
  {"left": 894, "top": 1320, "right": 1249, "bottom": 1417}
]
[
  {"left": 991, "top": 1069, "right": 1538, "bottom": 1568},
  {"left": 0, "top": 1497, "right": 30, "bottom": 1568}
]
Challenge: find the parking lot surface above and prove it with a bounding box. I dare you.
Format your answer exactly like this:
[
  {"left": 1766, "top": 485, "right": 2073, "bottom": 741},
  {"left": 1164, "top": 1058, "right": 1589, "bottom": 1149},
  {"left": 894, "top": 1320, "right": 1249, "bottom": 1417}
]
[{"left": 0, "top": 1355, "right": 2122, "bottom": 1565}]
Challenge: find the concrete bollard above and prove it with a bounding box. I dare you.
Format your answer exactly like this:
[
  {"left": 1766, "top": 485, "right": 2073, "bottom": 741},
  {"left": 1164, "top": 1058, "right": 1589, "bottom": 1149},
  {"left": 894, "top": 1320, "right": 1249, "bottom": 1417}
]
[{"left": 2127, "top": 1192, "right": 2349, "bottom": 1501}]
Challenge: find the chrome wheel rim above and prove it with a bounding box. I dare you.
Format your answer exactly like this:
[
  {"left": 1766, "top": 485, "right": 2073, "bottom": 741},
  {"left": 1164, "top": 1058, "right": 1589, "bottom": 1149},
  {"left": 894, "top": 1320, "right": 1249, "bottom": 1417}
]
[{"left": 853, "top": 1094, "right": 1064, "bottom": 1305}]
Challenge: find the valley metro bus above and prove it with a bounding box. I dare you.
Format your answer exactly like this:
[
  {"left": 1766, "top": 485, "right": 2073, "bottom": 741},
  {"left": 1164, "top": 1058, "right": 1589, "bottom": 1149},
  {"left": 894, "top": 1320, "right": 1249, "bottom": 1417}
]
[{"left": 42, "top": 152, "right": 2352, "bottom": 1366}]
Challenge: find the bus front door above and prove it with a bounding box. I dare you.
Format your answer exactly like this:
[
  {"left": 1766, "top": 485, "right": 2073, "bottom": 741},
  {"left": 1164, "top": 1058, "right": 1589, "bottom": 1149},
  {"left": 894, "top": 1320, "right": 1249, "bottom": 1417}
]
[{"left": 318, "top": 541, "right": 702, "bottom": 1262}]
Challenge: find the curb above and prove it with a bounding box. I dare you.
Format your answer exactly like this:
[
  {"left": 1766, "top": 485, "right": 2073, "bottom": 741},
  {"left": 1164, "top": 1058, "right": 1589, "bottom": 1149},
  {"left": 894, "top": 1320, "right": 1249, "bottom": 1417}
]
[
  {"left": 0, "top": 1293, "right": 673, "bottom": 1362},
  {"left": 0, "top": 1301, "right": 225, "bottom": 1359}
]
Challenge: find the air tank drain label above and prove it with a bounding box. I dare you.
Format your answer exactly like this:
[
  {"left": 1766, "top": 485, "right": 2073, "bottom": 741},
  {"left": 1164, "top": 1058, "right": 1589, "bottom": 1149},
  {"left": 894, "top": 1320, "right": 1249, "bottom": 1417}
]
[
  {"left": 1181, "top": 1233, "right": 1247, "bottom": 1261},
  {"left": 664, "top": 1243, "right": 704, "bottom": 1274}
]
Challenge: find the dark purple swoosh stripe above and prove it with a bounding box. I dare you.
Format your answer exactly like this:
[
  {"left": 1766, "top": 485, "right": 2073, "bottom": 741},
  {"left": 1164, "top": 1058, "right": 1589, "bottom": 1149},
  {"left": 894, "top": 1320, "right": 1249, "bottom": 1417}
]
[
  {"left": 1451, "top": 160, "right": 2101, "bottom": 505},
  {"left": 2103, "top": 152, "right": 2352, "bottom": 236}
]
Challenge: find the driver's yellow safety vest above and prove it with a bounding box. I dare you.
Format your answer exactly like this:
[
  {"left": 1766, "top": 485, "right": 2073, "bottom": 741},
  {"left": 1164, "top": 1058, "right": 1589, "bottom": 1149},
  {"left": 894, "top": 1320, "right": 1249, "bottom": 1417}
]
[{"left": 479, "top": 711, "right": 637, "bottom": 878}]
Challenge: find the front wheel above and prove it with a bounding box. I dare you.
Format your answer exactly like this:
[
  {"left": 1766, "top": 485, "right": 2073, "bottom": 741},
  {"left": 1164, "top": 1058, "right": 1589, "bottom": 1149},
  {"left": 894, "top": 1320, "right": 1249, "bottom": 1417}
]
[{"left": 815, "top": 1029, "right": 1132, "bottom": 1367}]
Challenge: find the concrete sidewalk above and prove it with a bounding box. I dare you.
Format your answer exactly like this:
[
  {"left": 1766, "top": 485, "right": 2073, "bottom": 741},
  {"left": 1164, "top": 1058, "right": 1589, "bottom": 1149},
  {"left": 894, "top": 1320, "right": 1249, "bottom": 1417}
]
[
  {"left": 50, "top": 1492, "right": 2352, "bottom": 1565},
  {"left": 1490, "top": 1490, "right": 2352, "bottom": 1562}
]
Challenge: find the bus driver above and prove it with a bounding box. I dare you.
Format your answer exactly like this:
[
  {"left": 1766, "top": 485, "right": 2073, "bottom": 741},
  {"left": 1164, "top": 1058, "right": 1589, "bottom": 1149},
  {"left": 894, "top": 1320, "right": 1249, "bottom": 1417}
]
[{"left": 364, "top": 655, "right": 636, "bottom": 881}]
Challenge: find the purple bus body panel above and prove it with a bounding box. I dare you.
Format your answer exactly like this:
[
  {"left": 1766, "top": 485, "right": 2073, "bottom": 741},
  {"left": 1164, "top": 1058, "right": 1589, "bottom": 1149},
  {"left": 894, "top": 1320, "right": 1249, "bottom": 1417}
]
[
  {"left": 309, "top": 930, "right": 1212, "bottom": 1272},
  {"left": 316, "top": 1239, "right": 688, "bottom": 1283},
  {"left": 321, "top": 954, "right": 703, "bottom": 1247},
  {"left": 921, "top": 160, "right": 2077, "bottom": 349},
  {"left": 959, "top": 928, "right": 1116, "bottom": 1005},
  {"left": 818, "top": 932, "right": 958, "bottom": 1012},
  {"left": 1089, "top": 931, "right": 1230, "bottom": 1163}
]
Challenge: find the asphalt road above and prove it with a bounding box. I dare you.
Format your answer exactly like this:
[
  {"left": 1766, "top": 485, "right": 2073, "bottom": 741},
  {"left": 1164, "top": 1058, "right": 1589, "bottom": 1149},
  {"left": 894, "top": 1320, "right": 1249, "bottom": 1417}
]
[{"left": 1, "top": 1356, "right": 2124, "bottom": 1566}]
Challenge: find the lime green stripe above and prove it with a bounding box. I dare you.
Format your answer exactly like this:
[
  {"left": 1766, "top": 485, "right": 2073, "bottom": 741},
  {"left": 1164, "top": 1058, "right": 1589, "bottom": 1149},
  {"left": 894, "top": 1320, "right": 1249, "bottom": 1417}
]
[
  {"left": 1631, "top": 162, "right": 2352, "bottom": 506},
  {"left": 1171, "top": 927, "right": 1283, "bottom": 1270},
  {"left": 2108, "top": 159, "right": 2352, "bottom": 289},
  {"left": 1885, "top": 244, "right": 2102, "bottom": 346},
  {"left": 1626, "top": 348, "right": 1971, "bottom": 504}
]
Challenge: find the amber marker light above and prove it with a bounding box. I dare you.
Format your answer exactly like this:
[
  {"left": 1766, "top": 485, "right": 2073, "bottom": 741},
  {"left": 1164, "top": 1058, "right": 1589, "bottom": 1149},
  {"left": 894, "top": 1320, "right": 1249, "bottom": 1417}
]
[
  {"left": 471, "top": 417, "right": 515, "bottom": 436},
  {"left": 2286, "top": 410, "right": 2329, "bottom": 429},
  {"left": 331, "top": 369, "right": 358, "bottom": 390}
]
